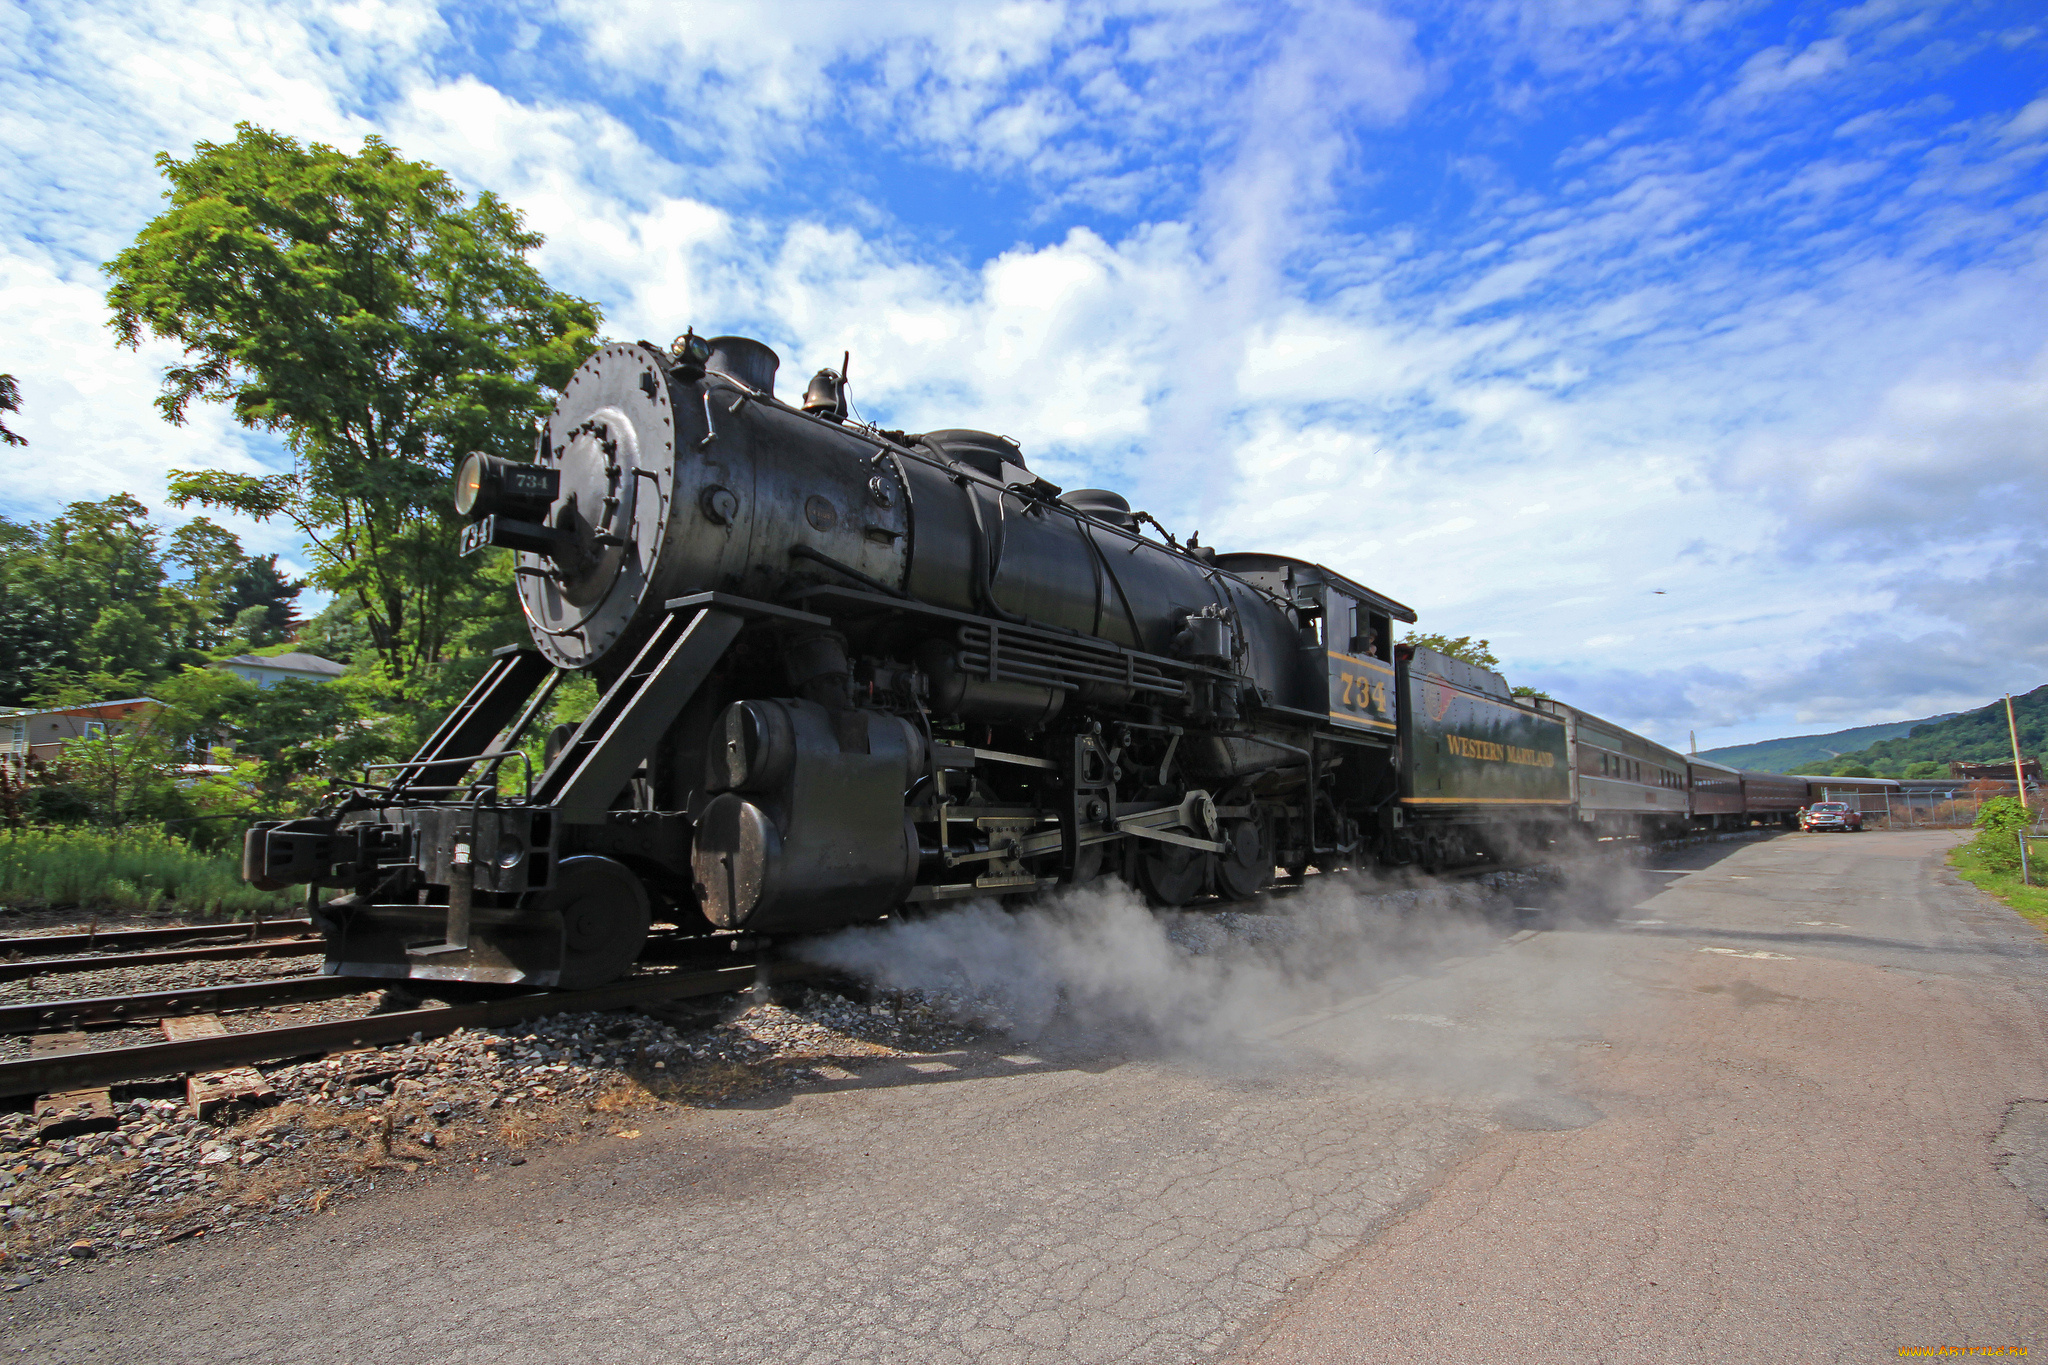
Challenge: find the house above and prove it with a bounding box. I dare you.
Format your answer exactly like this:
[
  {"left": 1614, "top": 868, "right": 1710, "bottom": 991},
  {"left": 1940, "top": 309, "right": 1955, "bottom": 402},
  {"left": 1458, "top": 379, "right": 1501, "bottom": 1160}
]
[
  {"left": 1950, "top": 758, "right": 2041, "bottom": 785},
  {"left": 212, "top": 652, "right": 347, "bottom": 688},
  {"left": 2, "top": 698, "right": 162, "bottom": 773}
]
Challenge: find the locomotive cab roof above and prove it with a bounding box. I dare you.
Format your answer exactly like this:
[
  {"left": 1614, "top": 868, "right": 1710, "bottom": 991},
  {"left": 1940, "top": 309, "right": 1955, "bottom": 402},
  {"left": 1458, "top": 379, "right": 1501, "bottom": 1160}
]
[{"left": 1210, "top": 552, "right": 1416, "bottom": 624}]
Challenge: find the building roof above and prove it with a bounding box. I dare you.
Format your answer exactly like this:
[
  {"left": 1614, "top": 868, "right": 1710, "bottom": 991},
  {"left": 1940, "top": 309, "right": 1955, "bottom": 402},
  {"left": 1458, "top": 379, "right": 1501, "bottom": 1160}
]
[
  {"left": 1, "top": 698, "right": 159, "bottom": 721},
  {"left": 216, "top": 652, "right": 347, "bottom": 678}
]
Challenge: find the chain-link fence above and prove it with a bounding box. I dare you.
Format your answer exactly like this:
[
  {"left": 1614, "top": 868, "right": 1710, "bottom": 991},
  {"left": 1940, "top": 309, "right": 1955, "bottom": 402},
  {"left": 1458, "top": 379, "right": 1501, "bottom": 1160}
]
[{"left": 1868, "top": 780, "right": 2042, "bottom": 831}]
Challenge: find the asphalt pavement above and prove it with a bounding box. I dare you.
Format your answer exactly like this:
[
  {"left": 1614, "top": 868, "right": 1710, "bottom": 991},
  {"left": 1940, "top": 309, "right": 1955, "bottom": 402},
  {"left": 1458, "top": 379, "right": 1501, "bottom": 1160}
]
[{"left": 5, "top": 828, "right": 2043, "bottom": 1363}]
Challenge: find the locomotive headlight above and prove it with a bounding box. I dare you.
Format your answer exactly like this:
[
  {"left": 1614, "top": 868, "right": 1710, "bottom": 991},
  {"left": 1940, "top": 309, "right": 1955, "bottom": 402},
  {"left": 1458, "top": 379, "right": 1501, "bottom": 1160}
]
[
  {"left": 452, "top": 452, "right": 561, "bottom": 522},
  {"left": 454, "top": 453, "right": 487, "bottom": 517}
]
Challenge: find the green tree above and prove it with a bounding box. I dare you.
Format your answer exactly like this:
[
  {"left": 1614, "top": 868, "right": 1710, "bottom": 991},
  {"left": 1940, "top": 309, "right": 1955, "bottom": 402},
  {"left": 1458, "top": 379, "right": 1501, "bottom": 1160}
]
[
  {"left": 1403, "top": 632, "right": 1500, "bottom": 670},
  {"left": 105, "top": 123, "right": 600, "bottom": 681},
  {"left": 0, "top": 374, "right": 23, "bottom": 446},
  {"left": 299, "top": 592, "right": 377, "bottom": 664},
  {"left": 81, "top": 602, "right": 166, "bottom": 679},
  {"left": 1833, "top": 763, "right": 1875, "bottom": 778},
  {"left": 0, "top": 516, "right": 65, "bottom": 702},
  {"left": 216, "top": 555, "right": 301, "bottom": 645},
  {"left": 1903, "top": 761, "right": 1945, "bottom": 779},
  {"left": 0, "top": 496, "right": 170, "bottom": 700},
  {"left": 160, "top": 517, "right": 247, "bottom": 652}
]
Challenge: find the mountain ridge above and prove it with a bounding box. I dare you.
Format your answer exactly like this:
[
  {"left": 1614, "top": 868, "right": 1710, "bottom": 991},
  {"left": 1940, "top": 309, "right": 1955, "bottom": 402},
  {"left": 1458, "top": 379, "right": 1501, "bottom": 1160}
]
[
  {"left": 1699, "top": 685, "right": 2047, "bottom": 776},
  {"left": 1698, "top": 715, "right": 1958, "bottom": 773}
]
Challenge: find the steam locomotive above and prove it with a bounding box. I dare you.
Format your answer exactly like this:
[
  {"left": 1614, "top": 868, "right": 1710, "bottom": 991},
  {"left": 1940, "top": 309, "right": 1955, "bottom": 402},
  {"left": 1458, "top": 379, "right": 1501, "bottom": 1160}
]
[{"left": 240, "top": 334, "right": 1705, "bottom": 989}]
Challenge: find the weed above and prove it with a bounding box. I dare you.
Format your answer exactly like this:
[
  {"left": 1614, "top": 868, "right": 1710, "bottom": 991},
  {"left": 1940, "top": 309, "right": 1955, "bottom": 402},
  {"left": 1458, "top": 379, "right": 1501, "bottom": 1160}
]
[
  {"left": 0, "top": 826, "right": 299, "bottom": 917},
  {"left": 1950, "top": 839, "right": 2048, "bottom": 927}
]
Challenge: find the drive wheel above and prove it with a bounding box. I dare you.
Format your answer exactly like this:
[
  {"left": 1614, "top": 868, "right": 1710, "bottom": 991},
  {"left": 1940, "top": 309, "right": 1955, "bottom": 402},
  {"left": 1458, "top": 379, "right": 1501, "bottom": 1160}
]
[
  {"left": 539, "top": 855, "right": 651, "bottom": 989},
  {"left": 1135, "top": 841, "right": 1208, "bottom": 907},
  {"left": 1215, "top": 819, "right": 1270, "bottom": 902}
]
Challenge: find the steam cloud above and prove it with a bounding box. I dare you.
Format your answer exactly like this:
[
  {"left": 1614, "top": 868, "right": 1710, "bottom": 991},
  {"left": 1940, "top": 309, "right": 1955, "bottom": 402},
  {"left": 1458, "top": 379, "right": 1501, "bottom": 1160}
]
[{"left": 800, "top": 871, "right": 1594, "bottom": 1069}]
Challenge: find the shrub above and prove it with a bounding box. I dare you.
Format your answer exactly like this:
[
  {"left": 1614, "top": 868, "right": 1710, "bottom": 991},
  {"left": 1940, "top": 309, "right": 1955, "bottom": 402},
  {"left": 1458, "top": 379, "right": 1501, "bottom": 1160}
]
[
  {"left": 0, "top": 826, "right": 300, "bottom": 918},
  {"left": 1971, "top": 796, "right": 2036, "bottom": 874},
  {"left": 21, "top": 785, "right": 97, "bottom": 825}
]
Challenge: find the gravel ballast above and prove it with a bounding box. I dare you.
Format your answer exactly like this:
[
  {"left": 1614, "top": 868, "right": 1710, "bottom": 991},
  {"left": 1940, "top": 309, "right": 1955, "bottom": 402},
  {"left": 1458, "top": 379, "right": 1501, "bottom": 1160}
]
[{"left": 0, "top": 985, "right": 979, "bottom": 1289}]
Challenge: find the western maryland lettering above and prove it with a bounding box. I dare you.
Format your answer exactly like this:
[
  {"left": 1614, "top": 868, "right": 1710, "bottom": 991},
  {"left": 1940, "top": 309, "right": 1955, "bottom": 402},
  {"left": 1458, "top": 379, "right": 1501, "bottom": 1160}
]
[
  {"left": 1445, "top": 734, "right": 1557, "bottom": 768},
  {"left": 1402, "top": 668, "right": 1571, "bottom": 806}
]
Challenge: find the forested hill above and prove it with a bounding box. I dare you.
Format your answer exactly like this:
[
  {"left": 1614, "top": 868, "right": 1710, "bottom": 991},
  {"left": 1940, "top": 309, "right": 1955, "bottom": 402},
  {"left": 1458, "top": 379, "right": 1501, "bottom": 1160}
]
[
  {"left": 1823, "top": 685, "right": 2048, "bottom": 775},
  {"left": 1701, "top": 686, "right": 2045, "bottom": 778},
  {"left": 1698, "top": 714, "right": 1956, "bottom": 774}
]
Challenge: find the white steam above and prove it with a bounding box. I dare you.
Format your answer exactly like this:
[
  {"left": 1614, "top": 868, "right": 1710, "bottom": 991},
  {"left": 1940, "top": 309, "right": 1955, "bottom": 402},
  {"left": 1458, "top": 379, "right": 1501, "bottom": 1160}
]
[{"left": 801, "top": 872, "right": 1549, "bottom": 1066}]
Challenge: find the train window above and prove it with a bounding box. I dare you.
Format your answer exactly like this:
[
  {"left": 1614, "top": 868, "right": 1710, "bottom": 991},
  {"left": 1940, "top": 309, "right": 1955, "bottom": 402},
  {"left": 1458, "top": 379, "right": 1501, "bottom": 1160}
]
[
  {"left": 1366, "top": 613, "right": 1390, "bottom": 659},
  {"left": 1330, "top": 598, "right": 1355, "bottom": 652}
]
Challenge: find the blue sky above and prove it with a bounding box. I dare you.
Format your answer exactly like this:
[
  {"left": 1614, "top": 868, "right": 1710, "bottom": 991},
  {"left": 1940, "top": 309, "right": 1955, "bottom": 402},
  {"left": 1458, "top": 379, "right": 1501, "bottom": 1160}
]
[{"left": 3, "top": 0, "right": 2044, "bottom": 750}]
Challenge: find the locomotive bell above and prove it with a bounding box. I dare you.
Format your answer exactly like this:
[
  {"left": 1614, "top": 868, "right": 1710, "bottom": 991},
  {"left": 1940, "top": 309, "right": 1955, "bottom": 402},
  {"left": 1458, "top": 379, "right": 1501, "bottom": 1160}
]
[{"left": 802, "top": 368, "right": 847, "bottom": 422}]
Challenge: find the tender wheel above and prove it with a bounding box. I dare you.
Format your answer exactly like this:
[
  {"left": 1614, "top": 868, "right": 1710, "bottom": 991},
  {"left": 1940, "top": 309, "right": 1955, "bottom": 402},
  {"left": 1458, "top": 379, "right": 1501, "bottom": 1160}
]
[
  {"left": 537, "top": 855, "right": 651, "bottom": 989},
  {"left": 1215, "top": 818, "right": 1270, "bottom": 902}
]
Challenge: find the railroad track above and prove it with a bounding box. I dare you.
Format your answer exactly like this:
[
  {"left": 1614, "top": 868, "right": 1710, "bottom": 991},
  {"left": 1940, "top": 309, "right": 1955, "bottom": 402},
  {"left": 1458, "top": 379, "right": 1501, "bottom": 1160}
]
[
  {"left": 0, "top": 974, "right": 370, "bottom": 1034},
  {"left": 0, "top": 917, "right": 314, "bottom": 957},
  {"left": 0, "top": 917, "right": 751, "bottom": 984},
  {"left": 0, "top": 937, "right": 328, "bottom": 984},
  {"left": 0, "top": 919, "right": 324, "bottom": 983},
  {"left": 0, "top": 959, "right": 816, "bottom": 1101}
]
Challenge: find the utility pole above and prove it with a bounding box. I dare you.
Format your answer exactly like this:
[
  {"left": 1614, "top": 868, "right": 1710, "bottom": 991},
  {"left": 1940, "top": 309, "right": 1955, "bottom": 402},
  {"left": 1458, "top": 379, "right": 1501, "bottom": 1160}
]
[{"left": 2005, "top": 693, "right": 2031, "bottom": 886}]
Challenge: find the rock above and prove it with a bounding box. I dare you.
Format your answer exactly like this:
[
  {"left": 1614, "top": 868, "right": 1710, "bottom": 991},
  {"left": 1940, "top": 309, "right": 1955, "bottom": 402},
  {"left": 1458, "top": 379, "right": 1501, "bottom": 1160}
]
[{"left": 66, "top": 1240, "right": 95, "bottom": 1259}]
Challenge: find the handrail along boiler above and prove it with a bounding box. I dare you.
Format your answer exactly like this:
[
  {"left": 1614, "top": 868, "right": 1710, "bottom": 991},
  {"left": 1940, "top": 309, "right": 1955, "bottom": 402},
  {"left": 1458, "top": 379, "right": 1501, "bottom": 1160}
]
[{"left": 242, "top": 333, "right": 1604, "bottom": 987}]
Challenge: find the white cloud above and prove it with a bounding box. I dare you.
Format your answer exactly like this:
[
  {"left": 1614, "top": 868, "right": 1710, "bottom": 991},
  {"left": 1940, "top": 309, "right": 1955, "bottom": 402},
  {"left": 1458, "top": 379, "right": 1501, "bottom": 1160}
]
[
  {"left": 2001, "top": 94, "right": 2048, "bottom": 140},
  {"left": 1726, "top": 36, "right": 1850, "bottom": 101}
]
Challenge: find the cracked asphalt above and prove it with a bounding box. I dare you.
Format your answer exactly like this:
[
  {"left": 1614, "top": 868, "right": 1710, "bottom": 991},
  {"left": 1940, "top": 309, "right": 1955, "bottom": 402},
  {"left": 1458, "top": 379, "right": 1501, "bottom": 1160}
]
[
  {"left": 6, "top": 829, "right": 2044, "bottom": 1363},
  {"left": 1239, "top": 829, "right": 2048, "bottom": 1363}
]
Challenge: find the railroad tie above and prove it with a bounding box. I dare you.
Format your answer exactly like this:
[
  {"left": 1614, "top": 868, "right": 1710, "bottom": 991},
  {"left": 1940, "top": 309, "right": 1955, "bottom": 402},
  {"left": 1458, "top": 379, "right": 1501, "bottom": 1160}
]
[
  {"left": 161, "top": 1015, "right": 275, "bottom": 1119},
  {"left": 29, "top": 1032, "right": 118, "bottom": 1141}
]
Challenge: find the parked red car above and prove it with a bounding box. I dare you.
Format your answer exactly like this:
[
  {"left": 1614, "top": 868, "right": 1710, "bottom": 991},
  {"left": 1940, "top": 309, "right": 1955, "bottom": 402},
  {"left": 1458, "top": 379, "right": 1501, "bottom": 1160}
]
[{"left": 1800, "top": 801, "right": 1864, "bottom": 832}]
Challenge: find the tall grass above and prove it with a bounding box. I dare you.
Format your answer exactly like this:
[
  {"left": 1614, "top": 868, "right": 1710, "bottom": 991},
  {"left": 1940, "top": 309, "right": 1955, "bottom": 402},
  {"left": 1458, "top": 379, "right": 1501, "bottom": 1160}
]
[
  {"left": 1949, "top": 837, "right": 2048, "bottom": 929},
  {"left": 0, "top": 827, "right": 301, "bottom": 920}
]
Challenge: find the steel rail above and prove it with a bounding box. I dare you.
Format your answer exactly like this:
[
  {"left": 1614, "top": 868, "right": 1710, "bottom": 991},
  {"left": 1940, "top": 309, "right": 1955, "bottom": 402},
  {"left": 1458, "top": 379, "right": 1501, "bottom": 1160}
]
[
  {"left": 0, "top": 974, "right": 372, "bottom": 1034},
  {"left": 0, "top": 937, "right": 325, "bottom": 984},
  {"left": 0, "top": 918, "right": 314, "bottom": 957},
  {"left": 0, "top": 959, "right": 815, "bottom": 1100}
]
